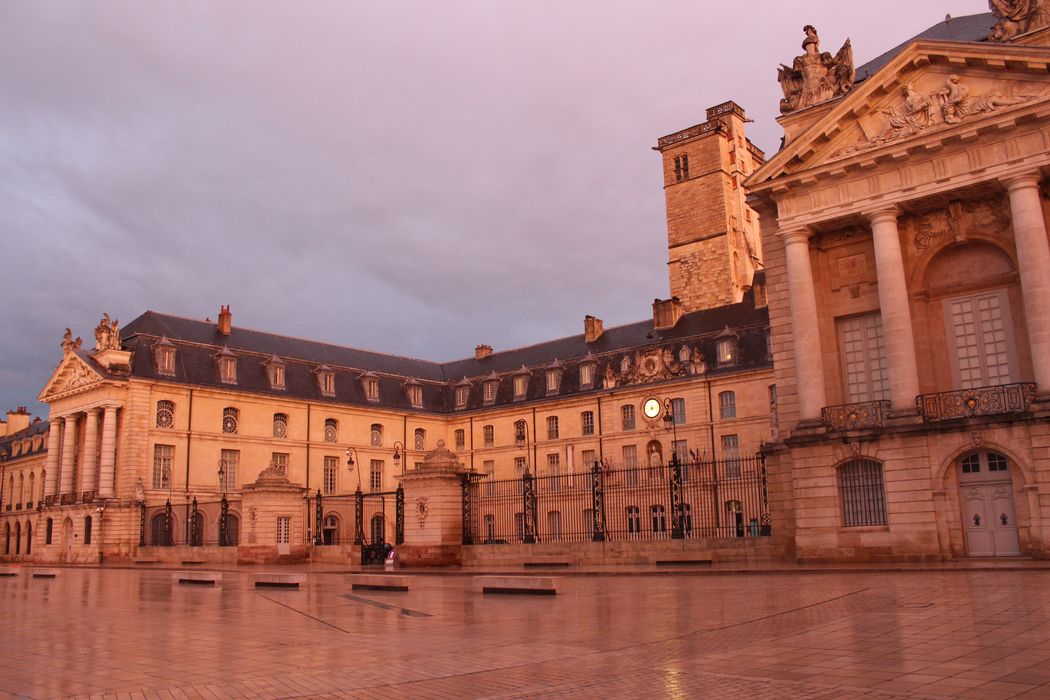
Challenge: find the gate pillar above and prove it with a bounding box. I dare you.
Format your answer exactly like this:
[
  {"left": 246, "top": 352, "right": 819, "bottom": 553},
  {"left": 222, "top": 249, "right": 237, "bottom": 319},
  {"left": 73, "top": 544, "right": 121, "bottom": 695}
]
[{"left": 398, "top": 439, "right": 469, "bottom": 566}]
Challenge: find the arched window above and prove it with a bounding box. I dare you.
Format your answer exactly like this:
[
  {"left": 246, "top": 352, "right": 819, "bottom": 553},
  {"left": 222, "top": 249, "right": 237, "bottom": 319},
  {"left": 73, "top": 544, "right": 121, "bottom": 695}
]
[
  {"left": 17, "top": 474, "right": 24, "bottom": 508},
  {"left": 718, "top": 391, "right": 736, "bottom": 419},
  {"left": 273, "top": 413, "right": 288, "bottom": 439},
  {"left": 222, "top": 407, "right": 239, "bottom": 434},
  {"left": 27, "top": 473, "right": 35, "bottom": 508},
  {"left": 25, "top": 522, "right": 31, "bottom": 555},
  {"left": 323, "top": 514, "right": 340, "bottom": 545},
  {"left": 3, "top": 522, "right": 9, "bottom": 555},
  {"left": 14, "top": 522, "right": 21, "bottom": 555},
  {"left": 414, "top": 428, "right": 426, "bottom": 451},
  {"left": 38, "top": 471, "right": 45, "bottom": 503},
  {"left": 151, "top": 512, "right": 174, "bottom": 546},
  {"left": 219, "top": 513, "right": 240, "bottom": 547},
  {"left": 370, "top": 514, "right": 385, "bottom": 544},
  {"left": 838, "top": 459, "right": 887, "bottom": 527},
  {"left": 84, "top": 515, "right": 92, "bottom": 545},
  {"left": 370, "top": 423, "right": 383, "bottom": 447},
  {"left": 156, "top": 400, "right": 175, "bottom": 429},
  {"left": 45, "top": 517, "right": 53, "bottom": 545},
  {"left": 646, "top": 440, "right": 663, "bottom": 467},
  {"left": 189, "top": 511, "right": 203, "bottom": 546},
  {"left": 324, "top": 418, "right": 338, "bottom": 443}
]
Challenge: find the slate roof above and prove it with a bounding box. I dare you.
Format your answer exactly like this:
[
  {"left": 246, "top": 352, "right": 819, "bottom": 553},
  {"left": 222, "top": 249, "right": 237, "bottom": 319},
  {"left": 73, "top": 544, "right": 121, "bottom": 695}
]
[
  {"left": 120, "top": 295, "right": 771, "bottom": 414},
  {"left": 0, "top": 419, "right": 50, "bottom": 459},
  {"left": 855, "top": 12, "right": 995, "bottom": 82}
]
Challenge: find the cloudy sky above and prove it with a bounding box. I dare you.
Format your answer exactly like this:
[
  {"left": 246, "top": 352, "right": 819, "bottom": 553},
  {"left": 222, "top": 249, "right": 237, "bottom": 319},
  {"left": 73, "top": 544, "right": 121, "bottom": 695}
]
[{"left": 0, "top": 1, "right": 988, "bottom": 417}]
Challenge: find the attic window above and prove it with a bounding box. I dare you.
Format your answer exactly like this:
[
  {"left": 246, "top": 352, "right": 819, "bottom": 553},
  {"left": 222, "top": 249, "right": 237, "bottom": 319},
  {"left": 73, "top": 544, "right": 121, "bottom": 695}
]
[
  {"left": 408, "top": 384, "right": 423, "bottom": 408},
  {"left": 454, "top": 383, "right": 469, "bottom": 409},
  {"left": 266, "top": 356, "right": 286, "bottom": 390},
  {"left": 579, "top": 360, "right": 595, "bottom": 389},
  {"left": 546, "top": 367, "right": 562, "bottom": 396},
  {"left": 153, "top": 338, "right": 176, "bottom": 377},
  {"left": 483, "top": 378, "right": 498, "bottom": 405},
  {"left": 215, "top": 348, "right": 238, "bottom": 385},
  {"left": 512, "top": 367, "right": 530, "bottom": 401},
  {"left": 716, "top": 327, "right": 739, "bottom": 366},
  {"left": 317, "top": 368, "right": 335, "bottom": 397},
  {"left": 361, "top": 372, "right": 379, "bottom": 402}
]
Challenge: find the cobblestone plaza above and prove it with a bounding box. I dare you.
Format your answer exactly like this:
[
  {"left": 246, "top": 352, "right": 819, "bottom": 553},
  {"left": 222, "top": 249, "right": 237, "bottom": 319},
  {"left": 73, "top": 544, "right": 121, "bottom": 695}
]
[{"left": 3, "top": 565, "right": 1050, "bottom": 698}]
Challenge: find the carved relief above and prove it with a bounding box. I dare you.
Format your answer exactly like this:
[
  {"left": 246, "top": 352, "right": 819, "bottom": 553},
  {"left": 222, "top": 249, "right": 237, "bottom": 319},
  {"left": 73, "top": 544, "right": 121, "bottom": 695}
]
[
  {"left": 415, "top": 497, "right": 430, "bottom": 527},
  {"left": 778, "top": 25, "right": 855, "bottom": 114},
  {"left": 988, "top": 0, "right": 1050, "bottom": 41},
  {"left": 900, "top": 195, "right": 1010, "bottom": 252},
  {"left": 600, "top": 345, "right": 704, "bottom": 387},
  {"left": 835, "top": 77, "right": 1041, "bottom": 158}
]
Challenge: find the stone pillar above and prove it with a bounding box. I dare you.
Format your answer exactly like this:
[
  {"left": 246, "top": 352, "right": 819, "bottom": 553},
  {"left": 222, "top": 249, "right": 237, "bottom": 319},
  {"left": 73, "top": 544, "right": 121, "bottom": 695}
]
[
  {"left": 98, "top": 405, "right": 118, "bottom": 499},
  {"left": 867, "top": 207, "right": 921, "bottom": 412},
  {"left": 59, "top": 414, "right": 77, "bottom": 496},
  {"left": 1003, "top": 172, "right": 1050, "bottom": 394},
  {"left": 44, "top": 417, "right": 62, "bottom": 498},
  {"left": 782, "top": 228, "right": 827, "bottom": 421},
  {"left": 81, "top": 408, "right": 100, "bottom": 494},
  {"left": 399, "top": 440, "right": 467, "bottom": 566}
]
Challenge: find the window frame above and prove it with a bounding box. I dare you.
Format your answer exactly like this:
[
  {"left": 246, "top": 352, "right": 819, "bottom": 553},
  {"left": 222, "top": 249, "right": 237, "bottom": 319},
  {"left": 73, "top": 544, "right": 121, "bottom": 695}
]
[
  {"left": 581, "top": 410, "right": 595, "bottom": 436},
  {"left": 838, "top": 459, "right": 888, "bottom": 527},
  {"left": 718, "top": 391, "right": 736, "bottom": 419}
]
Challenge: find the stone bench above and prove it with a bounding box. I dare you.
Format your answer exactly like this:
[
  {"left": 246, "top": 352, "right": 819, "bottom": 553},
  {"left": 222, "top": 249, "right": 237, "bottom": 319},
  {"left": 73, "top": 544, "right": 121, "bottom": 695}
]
[
  {"left": 253, "top": 573, "right": 305, "bottom": 589},
  {"left": 173, "top": 571, "right": 222, "bottom": 586},
  {"left": 31, "top": 569, "right": 59, "bottom": 579},
  {"left": 473, "top": 575, "right": 559, "bottom": 596},
  {"left": 350, "top": 574, "right": 410, "bottom": 592},
  {"left": 0, "top": 567, "right": 18, "bottom": 577}
]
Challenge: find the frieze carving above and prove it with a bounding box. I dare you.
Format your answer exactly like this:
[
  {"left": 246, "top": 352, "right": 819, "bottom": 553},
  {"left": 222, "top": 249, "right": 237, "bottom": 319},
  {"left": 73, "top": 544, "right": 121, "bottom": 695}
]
[
  {"left": 900, "top": 195, "right": 1010, "bottom": 252},
  {"left": 989, "top": 0, "right": 1050, "bottom": 41},
  {"left": 94, "top": 313, "right": 121, "bottom": 352},
  {"left": 778, "top": 25, "right": 855, "bottom": 114},
  {"left": 835, "top": 76, "right": 1039, "bottom": 158}
]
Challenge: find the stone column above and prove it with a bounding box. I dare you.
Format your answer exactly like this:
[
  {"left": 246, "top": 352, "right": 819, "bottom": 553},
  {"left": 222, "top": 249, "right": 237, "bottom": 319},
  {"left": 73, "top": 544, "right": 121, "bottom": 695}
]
[
  {"left": 98, "top": 405, "right": 119, "bottom": 499},
  {"left": 782, "top": 228, "right": 827, "bottom": 421},
  {"left": 44, "top": 417, "right": 62, "bottom": 498},
  {"left": 1003, "top": 172, "right": 1050, "bottom": 393},
  {"left": 59, "top": 414, "right": 78, "bottom": 496},
  {"left": 867, "top": 207, "right": 921, "bottom": 412},
  {"left": 81, "top": 409, "right": 100, "bottom": 494}
]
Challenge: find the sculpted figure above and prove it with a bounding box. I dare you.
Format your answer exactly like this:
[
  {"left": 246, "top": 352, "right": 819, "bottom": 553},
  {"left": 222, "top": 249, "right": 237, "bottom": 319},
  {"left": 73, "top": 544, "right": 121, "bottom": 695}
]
[
  {"left": 872, "top": 84, "right": 932, "bottom": 143},
  {"left": 989, "top": 0, "right": 1050, "bottom": 41},
  {"left": 61, "top": 328, "right": 74, "bottom": 354},
  {"left": 93, "top": 313, "right": 121, "bottom": 351},
  {"left": 778, "top": 26, "right": 855, "bottom": 113}
]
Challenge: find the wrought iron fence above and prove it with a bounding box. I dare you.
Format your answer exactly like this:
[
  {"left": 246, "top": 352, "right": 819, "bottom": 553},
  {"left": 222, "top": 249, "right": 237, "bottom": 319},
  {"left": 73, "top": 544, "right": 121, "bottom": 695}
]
[
  {"left": 462, "top": 455, "right": 770, "bottom": 545},
  {"left": 310, "top": 486, "right": 404, "bottom": 550},
  {"left": 918, "top": 382, "right": 1036, "bottom": 423}
]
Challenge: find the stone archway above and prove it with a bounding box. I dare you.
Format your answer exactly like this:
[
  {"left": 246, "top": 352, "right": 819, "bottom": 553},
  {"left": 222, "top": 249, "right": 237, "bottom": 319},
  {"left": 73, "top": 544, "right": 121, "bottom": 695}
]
[{"left": 957, "top": 450, "right": 1021, "bottom": 557}]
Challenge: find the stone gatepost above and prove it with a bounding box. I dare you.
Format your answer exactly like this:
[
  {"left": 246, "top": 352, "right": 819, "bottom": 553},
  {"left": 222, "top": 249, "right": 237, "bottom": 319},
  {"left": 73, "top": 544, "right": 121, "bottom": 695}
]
[
  {"left": 399, "top": 440, "right": 472, "bottom": 566},
  {"left": 238, "top": 464, "right": 308, "bottom": 564}
]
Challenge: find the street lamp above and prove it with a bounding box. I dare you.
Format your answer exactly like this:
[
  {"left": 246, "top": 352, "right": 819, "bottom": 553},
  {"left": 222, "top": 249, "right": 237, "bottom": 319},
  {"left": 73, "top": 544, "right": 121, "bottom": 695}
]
[
  {"left": 391, "top": 441, "right": 405, "bottom": 478},
  {"left": 345, "top": 447, "right": 361, "bottom": 490},
  {"left": 218, "top": 458, "right": 230, "bottom": 547},
  {"left": 217, "top": 458, "right": 227, "bottom": 497}
]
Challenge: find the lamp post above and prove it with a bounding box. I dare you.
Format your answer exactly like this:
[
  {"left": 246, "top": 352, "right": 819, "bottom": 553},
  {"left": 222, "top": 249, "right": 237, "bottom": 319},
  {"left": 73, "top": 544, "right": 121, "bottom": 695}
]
[
  {"left": 661, "top": 398, "right": 686, "bottom": 540},
  {"left": 345, "top": 447, "right": 361, "bottom": 490},
  {"left": 391, "top": 441, "right": 405, "bottom": 481},
  {"left": 514, "top": 419, "right": 537, "bottom": 543},
  {"left": 513, "top": 420, "right": 531, "bottom": 476},
  {"left": 218, "top": 458, "right": 229, "bottom": 547}
]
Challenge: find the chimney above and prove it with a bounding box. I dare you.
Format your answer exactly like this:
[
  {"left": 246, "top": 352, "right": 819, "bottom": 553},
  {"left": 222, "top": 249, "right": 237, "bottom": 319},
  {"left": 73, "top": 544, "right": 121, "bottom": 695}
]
[
  {"left": 5, "top": 407, "right": 31, "bottom": 435},
  {"left": 584, "top": 315, "right": 604, "bottom": 343},
  {"left": 475, "top": 344, "right": 493, "bottom": 360},
  {"left": 652, "top": 297, "right": 683, "bottom": 330},
  {"left": 217, "top": 305, "right": 232, "bottom": 336}
]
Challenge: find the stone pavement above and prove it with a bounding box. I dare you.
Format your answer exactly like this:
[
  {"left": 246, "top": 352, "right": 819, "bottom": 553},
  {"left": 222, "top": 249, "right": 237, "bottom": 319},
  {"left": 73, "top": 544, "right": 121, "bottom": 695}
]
[{"left": 1, "top": 565, "right": 1050, "bottom": 699}]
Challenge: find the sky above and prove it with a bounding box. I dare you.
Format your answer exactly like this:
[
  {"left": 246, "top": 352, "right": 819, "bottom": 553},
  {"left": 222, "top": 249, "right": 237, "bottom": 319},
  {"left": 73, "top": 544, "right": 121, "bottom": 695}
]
[{"left": 0, "top": 0, "right": 989, "bottom": 418}]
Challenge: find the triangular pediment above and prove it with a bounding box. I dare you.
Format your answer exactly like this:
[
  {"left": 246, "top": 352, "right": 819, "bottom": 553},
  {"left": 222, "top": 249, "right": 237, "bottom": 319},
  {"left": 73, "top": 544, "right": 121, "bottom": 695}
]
[
  {"left": 38, "top": 352, "right": 108, "bottom": 402},
  {"left": 749, "top": 39, "right": 1050, "bottom": 187}
]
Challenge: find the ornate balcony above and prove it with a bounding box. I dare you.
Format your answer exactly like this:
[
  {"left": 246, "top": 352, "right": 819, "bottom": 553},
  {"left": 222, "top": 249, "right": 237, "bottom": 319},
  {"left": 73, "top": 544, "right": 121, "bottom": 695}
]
[
  {"left": 821, "top": 400, "right": 891, "bottom": 431},
  {"left": 59, "top": 493, "right": 75, "bottom": 505},
  {"left": 918, "top": 383, "right": 1037, "bottom": 423}
]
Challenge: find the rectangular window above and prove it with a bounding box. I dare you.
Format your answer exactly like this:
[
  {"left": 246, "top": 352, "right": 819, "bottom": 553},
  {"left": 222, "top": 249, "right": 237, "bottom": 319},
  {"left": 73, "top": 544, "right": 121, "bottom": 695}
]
[
  {"left": 721, "top": 434, "right": 740, "bottom": 477},
  {"left": 455, "top": 385, "right": 468, "bottom": 409},
  {"left": 837, "top": 313, "right": 890, "bottom": 403},
  {"left": 483, "top": 425, "right": 494, "bottom": 448},
  {"left": 454, "top": 429, "right": 465, "bottom": 450},
  {"left": 276, "top": 516, "right": 290, "bottom": 544},
  {"left": 623, "top": 444, "right": 638, "bottom": 486},
  {"left": 581, "top": 411, "right": 594, "bottom": 436},
  {"left": 579, "top": 363, "right": 594, "bottom": 388},
  {"left": 220, "top": 449, "right": 239, "bottom": 491},
  {"left": 621, "top": 405, "right": 636, "bottom": 431},
  {"left": 366, "top": 378, "right": 379, "bottom": 402},
  {"left": 323, "top": 455, "right": 337, "bottom": 495},
  {"left": 581, "top": 449, "right": 596, "bottom": 470},
  {"left": 152, "top": 444, "right": 174, "bottom": 489},
  {"left": 839, "top": 460, "right": 888, "bottom": 527},
  {"left": 157, "top": 347, "right": 175, "bottom": 376},
  {"left": 513, "top": 375, "right": 527, "bottom": 400},
  {"left": 547, "top": 453, "right": 560, "bottom": 491},
  {"left": 671, "top": 398, "right": 686, "bottom": 425},
  {"left": 672, "top": 439, "right": 688, "bottom": 463},
  {"left": 483, "top": 459, "right": 495, "bottom": 497},
  {"left": 409, "top": 385, "right": 423, "bottom": 408},
  {"left": 945, "top": 290, "right": 1016, "bottom": 389},
  {"left": 369, "top": 460, "right": 383, "bottom": 492},
  {"left": 546, "top": 416, "right": 559, "bottom": 440},
  {"left": 271, "top": 452, "right": 289, "bottom": 474},
  {"left": 719, "top": 391, "right": 736, "bottom": 419},
  {"left": 627, "top": 506, "right": 641, "bottom": 535},
  {"left": 717, "top": 338, "right": 736, "bottom": 365},
  {"left": 483, "top": 382, "right": 497, "bottom": 404}
]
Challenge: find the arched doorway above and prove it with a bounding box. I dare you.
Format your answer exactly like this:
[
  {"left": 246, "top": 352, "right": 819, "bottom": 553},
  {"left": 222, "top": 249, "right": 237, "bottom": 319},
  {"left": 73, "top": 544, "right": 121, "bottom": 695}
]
[
  {"left": 25, "top": 522, "right": 32, "bottom": 556},
  {"left": 14, "top": 522, "right": 21, "bottom": 556},
  {"left": 63, "top": 518, "right": 73, "bottom": 562},
  {"left": 958, "top": 450, "right": 1021, "bottom": 557},
  {"left": 150, "top": 512, "right": 174, "bottom": 546},
  {"left": 370, "top": 514, "right": 385, "bottom": 544},
  {"left": 218, "top": 513, "right": 240, "bottom": 546},
  {"left": 323, "top": 514, "right": 340, "bottom": 545},
  {"left": 3, "top": 522, "right": 9, "bottom": 555}
]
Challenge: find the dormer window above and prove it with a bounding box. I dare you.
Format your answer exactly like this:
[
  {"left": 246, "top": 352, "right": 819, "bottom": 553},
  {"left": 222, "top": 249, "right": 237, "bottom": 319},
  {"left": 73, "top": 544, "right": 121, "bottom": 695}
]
[
  {"left": 404, "top": 379, "right": 423, "bottom": 409},
  {"left": 215, "top": 347, "right": 237, "bottom": 384},
  {"left": 454, "top": 378, "right": 471, "bottom": 409},
  {"left": 361, "top": 372, "right": 380, "bottom": 402},
  {"left": 265, "top": 355, "right": 286, "bottom": 390},
  {"left": 716, "top": 327, "right": 739, "bottom": 366},
  {"left": 512, "top": 366, "right": 530, "bottom": 401},
  {"left": 153, "top": 337, "right": 176, "bottom": 377},
  {"left": 579, "top": 354, "right": 597, "bottom": 389},
  {"left": 545, "top": 361, "right": 564, "bottom": 396},
  {"left": 315, "top": 365, "right": 335, "bottom": 397},
  {"left": 482, "top": 373, "right": 499, "bottom": 406}
]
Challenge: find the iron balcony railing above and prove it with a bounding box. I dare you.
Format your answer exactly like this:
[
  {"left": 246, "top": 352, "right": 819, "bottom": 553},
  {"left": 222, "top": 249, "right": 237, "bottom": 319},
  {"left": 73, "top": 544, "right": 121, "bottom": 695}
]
[
  {"left": 917, "top": 382, "right": 1037, "bottom": 423},
  {"left": 821, "top": 400, "right": 891, "bottom": 431},
  {"left": 462, "top": 455, "right": 771, "bottom": 545}
]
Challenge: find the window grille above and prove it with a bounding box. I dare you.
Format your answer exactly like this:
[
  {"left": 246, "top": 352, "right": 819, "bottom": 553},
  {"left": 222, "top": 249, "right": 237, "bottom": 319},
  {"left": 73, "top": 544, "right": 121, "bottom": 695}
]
[
  {"left": 838, "top": 459, "right": 888, "bottom": 527},
  {"left": 324, "top": 418, "right": 338, "bottom": 443},
  {"left": 156, "top": 400, "right": 175, "bottom": 429},
  {"left": 222, "top": 407, "right": 239, "bottom": 434},
  {"left": 273, "top": 413, "right": 288, "bottom": 439}
]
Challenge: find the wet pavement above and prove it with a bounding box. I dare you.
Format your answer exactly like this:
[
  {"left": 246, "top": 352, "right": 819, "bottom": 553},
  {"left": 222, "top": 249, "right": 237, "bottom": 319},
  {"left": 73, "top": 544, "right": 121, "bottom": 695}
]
[{"left": 2, "top": 565, "right": 1050, "bottom": 698}]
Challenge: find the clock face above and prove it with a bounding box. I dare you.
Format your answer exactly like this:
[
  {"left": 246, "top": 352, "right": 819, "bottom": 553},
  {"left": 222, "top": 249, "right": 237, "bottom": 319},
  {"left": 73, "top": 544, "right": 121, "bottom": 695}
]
[{"left": 642, "top": 398, "right": 662, "bottom": 419}]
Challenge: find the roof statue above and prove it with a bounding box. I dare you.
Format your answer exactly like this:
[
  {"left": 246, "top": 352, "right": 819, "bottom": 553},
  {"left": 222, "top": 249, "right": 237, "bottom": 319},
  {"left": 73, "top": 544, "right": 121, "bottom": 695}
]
[
  {"left": 778, "top": 25, "right": 855, "bottom": 114},
  {"left": 60, "top": 328, "right": 82, "bottom": 354},
  {"left": 988, "top": 0, "right": 1050, "bottom": 41},
  {"left": 93, "top": 313, "right": 120, "bottom": 352}
]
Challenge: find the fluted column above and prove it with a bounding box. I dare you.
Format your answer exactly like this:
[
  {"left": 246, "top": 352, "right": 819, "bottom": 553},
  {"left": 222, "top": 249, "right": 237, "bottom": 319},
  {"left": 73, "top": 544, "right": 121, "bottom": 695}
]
[
  {"left": 59, "top": 414, "right": 77, "bottom": 496},
  {"left": 1003, "top": 172, "right": 1050, "bottom": 393},
  {"left": 98, "top": 405, "right": 118, "bottom": 499},
  {"left": 44, "top": 417, "right": 62, "bottom": 498},
  {"left": 783, "top": 228, "right": 827, "bottom": 421},
  {"left": 81, "top": 408, "right": 100, "bottom": 494},
  {"left": 867, "top": 207, "right": 921, "bottom": 411}
]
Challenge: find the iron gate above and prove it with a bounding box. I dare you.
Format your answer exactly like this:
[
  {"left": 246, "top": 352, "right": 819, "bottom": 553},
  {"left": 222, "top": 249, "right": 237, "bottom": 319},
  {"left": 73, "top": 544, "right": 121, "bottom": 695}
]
[{"left": 311, "top": 486, "right": 404, "bottom": 564}]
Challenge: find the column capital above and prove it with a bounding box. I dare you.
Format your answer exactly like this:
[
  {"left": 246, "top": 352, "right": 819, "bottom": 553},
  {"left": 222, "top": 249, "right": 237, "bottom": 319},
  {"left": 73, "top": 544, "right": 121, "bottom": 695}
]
[
  {"left": 84, "top": 407, "right": 101, "bottom": 416},
  {"left": 780, "top": 227, "right": 812, "bottom": 245},
  {"left": 1001, "top": 170, "right": 1042, "bottom": 192},
  {"left": 863, "top": 205, "right": 901, "bottom": 225}
]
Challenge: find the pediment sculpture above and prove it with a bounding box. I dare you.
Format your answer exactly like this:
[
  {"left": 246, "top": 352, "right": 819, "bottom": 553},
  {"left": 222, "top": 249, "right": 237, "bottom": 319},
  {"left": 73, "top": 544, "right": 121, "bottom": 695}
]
[
  {"left": 60, "top": 328, "right": 83, "bottom": 354},
  {"left": 778, "top": 25, "right": 855, "bottom": 114},
  {"left": 834, "top": 75, "right": 1039, "bottom": 158},
  {"left": 94, "top": 313, "right": 121, "bottom": 352},
  {"left": 989, "top": 0, "right": 1050, "bottom": 41}
]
